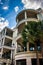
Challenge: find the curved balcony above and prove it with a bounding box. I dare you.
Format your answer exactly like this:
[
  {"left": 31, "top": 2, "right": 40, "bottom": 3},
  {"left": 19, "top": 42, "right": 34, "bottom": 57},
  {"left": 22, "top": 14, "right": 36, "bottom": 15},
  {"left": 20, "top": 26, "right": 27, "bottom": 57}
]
[
  {"left": 15, "top": 51, "right": 42, "bottom": 60},
  {"left": 17, "top": 18, "right": 38, "bottom": 27},
  {"left": 16, "top": 9, "right": 38, "bottom": 22}
]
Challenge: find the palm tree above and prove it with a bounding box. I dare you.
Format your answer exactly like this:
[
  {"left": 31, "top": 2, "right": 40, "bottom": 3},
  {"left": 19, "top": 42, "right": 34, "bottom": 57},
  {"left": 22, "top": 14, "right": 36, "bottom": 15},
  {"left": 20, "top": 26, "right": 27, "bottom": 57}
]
[{"left": 22, "top": 21, "right": 43, "bottom": 65}]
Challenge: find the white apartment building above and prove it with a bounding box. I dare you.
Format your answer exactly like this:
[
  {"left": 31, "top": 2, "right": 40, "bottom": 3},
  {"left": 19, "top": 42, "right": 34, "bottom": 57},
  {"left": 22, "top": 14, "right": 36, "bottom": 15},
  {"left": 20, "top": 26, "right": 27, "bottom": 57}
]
[
  {"left": 0, "top": 27, "right": 14, "bottom": 65},
  {"left": 0, "top": 8, "right": 43, "bottom": 65}
]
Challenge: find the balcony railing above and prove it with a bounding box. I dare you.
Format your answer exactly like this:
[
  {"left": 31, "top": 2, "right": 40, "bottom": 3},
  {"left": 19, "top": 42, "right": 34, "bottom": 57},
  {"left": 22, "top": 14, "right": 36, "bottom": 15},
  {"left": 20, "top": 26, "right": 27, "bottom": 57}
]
[
  {"left": 17, "top": 18, "right": 38, "bottom": 26},
  {"left": 15, "top": 51, "right": 42, "bottom": 58},
  {"left": 2, "top": 53, "right": 11, "bottom": 59},
  {"left": 17, "top": 46, "right": 41, "bottom": 53},
  {"left": 4, "top": 43, "right": 12, "bottom": 47},
  {"left": 17, "top": 47, "right": 27, "bottom": 53},
  {"left": 6, "top": 32, "right": 13, "bottom": 37}
]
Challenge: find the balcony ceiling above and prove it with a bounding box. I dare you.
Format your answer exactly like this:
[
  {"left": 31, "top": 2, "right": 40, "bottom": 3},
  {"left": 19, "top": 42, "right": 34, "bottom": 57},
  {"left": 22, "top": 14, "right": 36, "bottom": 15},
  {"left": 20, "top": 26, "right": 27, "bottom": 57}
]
[
  {"left": 3, "top": 48, "right": 11, "bottom": 53},
  {"left": 16, "top": 9, "right": 38, "bottom": 21},
  {"left": 5, "top": 38, "right": 12, "bottom": 43}
]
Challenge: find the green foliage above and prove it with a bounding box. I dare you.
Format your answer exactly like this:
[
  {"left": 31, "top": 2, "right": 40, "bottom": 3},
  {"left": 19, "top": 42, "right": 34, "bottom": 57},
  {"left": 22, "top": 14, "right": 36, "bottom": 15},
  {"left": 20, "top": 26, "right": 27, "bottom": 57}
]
[{"left": 22, "top": 21, "right": 43, "bottom": 45}]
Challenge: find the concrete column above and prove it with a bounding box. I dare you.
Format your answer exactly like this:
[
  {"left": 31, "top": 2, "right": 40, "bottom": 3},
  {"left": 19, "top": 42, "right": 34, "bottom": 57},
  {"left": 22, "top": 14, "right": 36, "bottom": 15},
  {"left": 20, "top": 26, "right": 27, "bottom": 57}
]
[
  {"left": 1, "top": 47, "right": 3, "bottom": 56},
  {"left": 25, "top": 21, "right": 27, "bottom": 25},
  {"left": 16, "top": 42, "right": 18, "bottom": 53},
  {"left": 26, "top": 58, "right": 32, "bottom": 65},
  {"left": 6, "top": 62, "right": 8, "bottom": 65},
  {"left": 2, "top": 33, "right": 3, "bottom": 36},
  {"left": 11, "top": 50, "right": 12, "bottom": 59},
  {"left": 27, "top": 42, "right": 30, "bottom": 51},
  {"left": 15, "top": 60, "right": 16, "bottom": 65},
  {"left": 17, "top": 19, "right": 19, "bottom": 23},
  {"left": 11, "top": 50, "right": 14, "bottom": 59},
  {"left": 1, "top": 37, "right": 5, "bottom": 56},
  {"left": 6, "top": 59, "right": 10, "bottom": 65},
  {"left": 5, "top": 28, "right": 7, "bottom": 35},
  {"left": 25, "top": 11, "right": 27, "bottom": 19},
  {"left": 6, "top": 63, "right": 7, "bottom": 65},
  {"left": 3, "top": 37, "right": 5, "bottom": 46},
  {"left": 0, "top": 39, "right": 2, "bottom": 46},
  {"left": 25, "top": 11, "right": 27, "bottom": 25},
  {"left": 0, "top": 62, "right": 2, "bottom": 65}
]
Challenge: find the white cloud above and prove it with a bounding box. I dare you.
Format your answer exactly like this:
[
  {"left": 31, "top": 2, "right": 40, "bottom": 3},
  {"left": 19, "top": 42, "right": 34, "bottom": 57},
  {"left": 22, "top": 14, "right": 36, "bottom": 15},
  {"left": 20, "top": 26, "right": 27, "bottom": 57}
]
[
  {"left": 11, "top": 26, "right": 15, "bottom": 29},
  {"left": 14, "top": 6, "right": 19, "bottom": 12},
  {"left": 0, "top": 17, "right": 4, "bottom": 22},
  {"left": 3, "top": 6, "right": 9, "bottom": 10},
  {"left": 22, "top": 0, "right": 43, "bottom": 9},
  {"left": 0, "top": 17, "right": 9, "bottom": 31}
]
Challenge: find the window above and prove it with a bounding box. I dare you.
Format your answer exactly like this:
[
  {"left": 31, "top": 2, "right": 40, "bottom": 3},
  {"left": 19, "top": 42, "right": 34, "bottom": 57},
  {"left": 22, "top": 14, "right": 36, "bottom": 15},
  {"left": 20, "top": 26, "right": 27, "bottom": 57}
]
[
  {"left": 29, "top": 43, "right": 35, "bottom": 51},
  {"left": 31, "top": 59, "right": 37, "bottom": 65},
  {"left": 39, "top": 59, "right": 43, "bottom": 65}
]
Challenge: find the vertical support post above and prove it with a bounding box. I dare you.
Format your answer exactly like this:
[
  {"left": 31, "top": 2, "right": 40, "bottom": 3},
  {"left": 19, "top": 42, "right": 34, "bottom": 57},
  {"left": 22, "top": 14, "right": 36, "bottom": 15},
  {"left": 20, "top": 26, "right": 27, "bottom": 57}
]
[
  {"left": 26, "top": 58, "right": 32, "bottom": 65},
  {"left": 25, "top": 11, "right": 27, "bottom": 25},
  {"left": 5, "top": 28, "right": 7, "bottom": 35},
  {"left": 25, "top": 11, "right": 27, "bottom": 19},
  {"left": 27, "top": 42, "right": 29, "bottom": 51},
  {"left": 1, "top": 37, "right": 5, "bottom": 57},
  {"left": 17, "top": 19, "right": 19, "bottom": 23}
]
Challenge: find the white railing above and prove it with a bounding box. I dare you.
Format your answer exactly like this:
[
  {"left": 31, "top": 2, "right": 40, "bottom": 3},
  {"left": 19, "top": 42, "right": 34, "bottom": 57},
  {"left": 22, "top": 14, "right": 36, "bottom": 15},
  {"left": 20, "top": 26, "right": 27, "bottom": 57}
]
[{"left": 17, "top": 18, "right": 38, "bottom": 26}]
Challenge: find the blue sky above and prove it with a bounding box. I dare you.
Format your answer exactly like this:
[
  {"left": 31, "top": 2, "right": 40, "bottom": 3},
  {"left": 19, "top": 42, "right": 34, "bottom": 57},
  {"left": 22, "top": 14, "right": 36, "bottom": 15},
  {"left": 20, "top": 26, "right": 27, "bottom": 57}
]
[
  {"left": 0, "top": 0, "right": 43, "bottom": 30},
  {"left": 0, "top": 0, "right": 24, "bottom": 30}
]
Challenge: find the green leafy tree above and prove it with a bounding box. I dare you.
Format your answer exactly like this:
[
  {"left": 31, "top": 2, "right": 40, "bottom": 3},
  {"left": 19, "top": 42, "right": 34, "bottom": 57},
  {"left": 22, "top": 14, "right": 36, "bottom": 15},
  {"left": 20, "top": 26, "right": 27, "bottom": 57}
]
[
  {"left": 38, "top": 21, "right": 43, "bottom": 57},
  {"left": 22, "top": 21, "right": 43, "bottom": 65}
]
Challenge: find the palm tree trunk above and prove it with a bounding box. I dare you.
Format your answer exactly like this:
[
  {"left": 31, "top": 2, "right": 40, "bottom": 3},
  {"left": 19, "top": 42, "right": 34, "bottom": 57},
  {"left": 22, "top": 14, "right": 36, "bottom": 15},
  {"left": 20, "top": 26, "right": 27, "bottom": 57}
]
[{"left": 35, "top": 42, "right": 40, "bottom": 65}]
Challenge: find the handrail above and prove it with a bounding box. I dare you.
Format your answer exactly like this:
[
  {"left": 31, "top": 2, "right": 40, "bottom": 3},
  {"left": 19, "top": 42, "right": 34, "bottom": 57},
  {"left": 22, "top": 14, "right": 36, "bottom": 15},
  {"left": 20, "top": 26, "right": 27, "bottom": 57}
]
[{"left": 17, "top": 18, "right": 38, "bottom": 27}]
